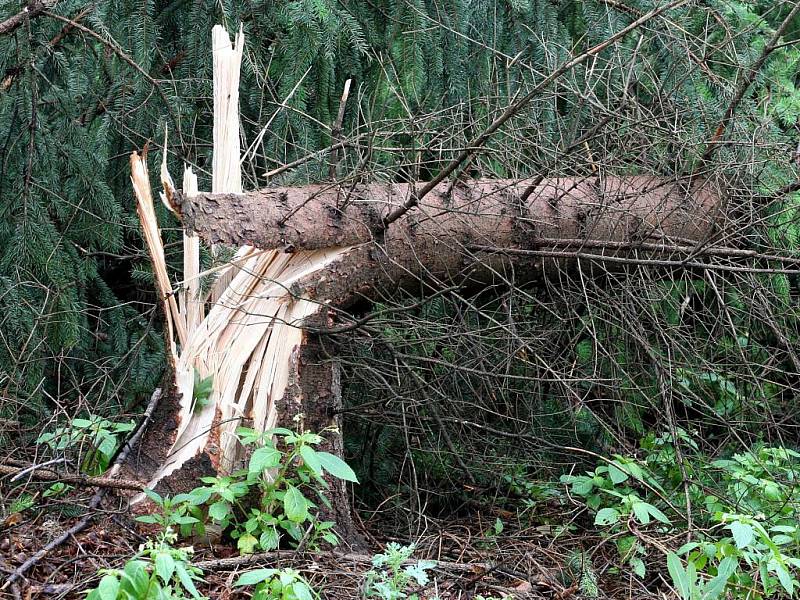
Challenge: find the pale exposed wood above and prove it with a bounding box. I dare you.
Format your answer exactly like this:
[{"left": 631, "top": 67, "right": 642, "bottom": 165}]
[
  {"left": 130, "top": 152, "right": 186, "bottom": 354},
  {"left": 139, "top": 25, "right": 353, "bottom": 490},
  {"left": 209, "top": 24, "right": 245, "bottom": 303},
  {"left": 181, "top": 167, "right": 202, "bottom": 334}
]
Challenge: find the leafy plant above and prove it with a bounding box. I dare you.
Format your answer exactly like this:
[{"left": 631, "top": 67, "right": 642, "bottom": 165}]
[
  {"left": 136, "top": 489, "right": 205, "bottom": 541},
  {"left": 562, "top": 428, "right": 800, "bottom": 598},
  {"left": 561, "top": 454, "right": 671, "bottom": 579},
  {"left": 43, "top": 482, "right": 73, "bottom": 499},
  {"left": 7, "top": 493, "right": 35, "bottom": 515},
  {"left": 667, "top": 551, "right": 737, "bottom": 600},
  {"left": 138, "top": 423, "right": 357, "bottom": 555},
  {"left": 363, "top": 543, "right": 437, "bottom": 600},
  {"left": 675, "top": 514, "right": 800, "bottom": 599},
  {"left": 37, "top": 415, "right": 135, "bottom": 475},
  {"left": 85, "top": 533, "right": 206, "bottom": 600},
  {"left": 234, "top": 568, "right": 317, "bottom": 600}
]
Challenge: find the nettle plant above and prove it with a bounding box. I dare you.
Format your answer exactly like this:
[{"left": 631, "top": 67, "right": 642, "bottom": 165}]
[
  {"left": 139, "top": 422, "right": 358, "bottom": 555},
  {"left": 363, "top": 543, "right": 437, "bottom": 600},
  {"left": 563, "top": 429, "right": 800, "bottom": 598},
  {"left": 561, "top": 454, "right": 672, "bottom": 579},
  {"left": 234, "top": 568, "right": 318, "bottom": 600},
  {"left": 669, "top": 447, "right": 800, "bottom": 599},
  {"left": 37, "top": 414, "right": 135, "bottom": 475},
  {"left": 86, "top": 528, "right": 207, "bottom": 600}
]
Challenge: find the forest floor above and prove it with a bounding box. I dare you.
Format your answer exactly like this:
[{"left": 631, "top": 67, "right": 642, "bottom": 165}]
[{"left": 0, "top": 476, "right": 662, "bottom": 600}]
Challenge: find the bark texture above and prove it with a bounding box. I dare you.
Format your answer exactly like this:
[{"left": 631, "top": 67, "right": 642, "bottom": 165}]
[
  {"left": 180, "top": 176, "right": 721, "bottom": 307},
  {"left": 276, "top": 326, "right": 367, "bottom": 549},
  {"left": 0, "top": 0, "right": 53, "bottom": 36}
]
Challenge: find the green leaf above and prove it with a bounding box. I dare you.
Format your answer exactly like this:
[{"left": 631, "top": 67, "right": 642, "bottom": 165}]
[
  {"left": 249, "top": 446, "right": 282, "bottom": 477},
  {"left": 300, "top": 445, "right": 322, "bottom": 475},
  {"left": 667, "top": 553, "right": 691, "bottom": 600},
  {"left": 775, "top": 562, "right": 794, "bottom": 596},
  {"left": 97, "top": 574, "right": 120, "bottom": 600},
  {"left": 175, "top": 563, "right": 202, "bottom": 599},
  {"left": 259, "top": 528, "right": 280, "bottom": 551},
  {"left": 120, "top": 560, "right": 149, "bottom": 596},
  {"left": 632, "top": 502, "right": 651, "bottom": 525},
  {"left": 608, "top": 462, "right": 629, "bottom": 484},
  {"left": 143, "top": 488, "right": 163, "bottom": 505},
  {"left": 291, "top": 580, "right": 314, "bottom": 600},
  {"left": 728, "top": 521, "right": 754, "bottom": 549},
  {"left": 188, "top": 487, "right": 213, "bottom": 505},
  {"left": 317, "top": 452, "right": 358, "bottom": 483},
  {"left": 265, "top": 427, "right": 294, "bottom": 437},
  {"left": 237, "top": 533, "right": 259, "bottom": 554},
  {"left": 595, "top": 507, "right": 620, "bottom": 526},
  {"left": 283, "top": 485, "right": 309, "bottom": 523},
  {"left": 633, "top": 502, "right": 671, "bottom": 525},
  {"left": 630, "top": 557, "right": 646, "bottom": 579},
  {"left": 134, "top": 515, "right": 159, "bottom": 524},
  {"left": 703, "top": 556, "right": 736, "bottom": 600},
  {"left": 208, "top": 501, "right": 231, "bottom": 522},
  {"left": 646, "top": 504, "right": 671, "bottom": 525},
  {"left": 565, "top": 475, "right": 593, "bottom": 496},
  {"left": 676, "top": 542, "right": 700, "bottom": 555},
  {"left": 155, "top": 552, "right": 175, "bottom": 583},
  {"left": 575, "top": 339, "right": 593, "bottom": 362},
  {"left": 235, "top": 568, "right": 278, "bottom": 587}
]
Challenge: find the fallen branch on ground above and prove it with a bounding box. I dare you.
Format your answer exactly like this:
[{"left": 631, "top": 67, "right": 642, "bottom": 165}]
[
  {"left": 1, "top": 389, "right": 160, "bottom": 590},
  {"left": 0, "top": 465, "right": 144, "bottom": 491}
]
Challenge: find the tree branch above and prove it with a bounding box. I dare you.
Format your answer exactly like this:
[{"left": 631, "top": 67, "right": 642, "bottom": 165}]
[
  {"left": 697, "top": 2, "right": 800, "bottom": 167},
  {"left": 0, "top": 0, "right": 53, "bottom": 37}
]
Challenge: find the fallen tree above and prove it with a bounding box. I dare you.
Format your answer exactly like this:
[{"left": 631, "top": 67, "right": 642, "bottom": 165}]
[
  {"left": 129, "top": 25, "right": 730, "bottom": 548},
  {"left": 176, "top": 176, "right": 722, "bottom": 307},
  {"left": 139, "top": 171, "right": 722, "bottom": 544}
]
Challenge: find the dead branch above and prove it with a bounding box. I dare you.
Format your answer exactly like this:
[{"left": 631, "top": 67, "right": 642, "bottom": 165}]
[
  {"left": 0, "top": 0, "right": 53, "bottom": 37},
  {"left": 1, "top": 389, "right": 160, "bottom": 590},
  {"left": 0, "top": 464, "right": 144, "bottom": 491}
]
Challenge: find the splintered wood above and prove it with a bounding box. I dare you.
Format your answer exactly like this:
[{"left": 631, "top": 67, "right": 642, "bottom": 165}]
[{"left": 130, "top": 25, "right": 352, "bottom": 492}]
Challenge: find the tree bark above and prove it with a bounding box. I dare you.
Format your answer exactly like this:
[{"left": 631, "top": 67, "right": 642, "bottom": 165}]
[
  {"left": 0, "top": 0, "right": 53, "bottom": 37},
  {"left": 178, "top": 176, "right": 721, "bottom": 307}
]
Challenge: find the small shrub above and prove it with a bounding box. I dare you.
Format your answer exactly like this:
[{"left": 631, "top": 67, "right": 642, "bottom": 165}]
[
  {"left": 37, "top": 415, "right": 135, "bottom": 475},
  {"left": 234, "top": 568, "right": 318, "bottom": 600},
  {"left": 139, "top": 421, "right": 358, "bottom": 555},
  {"left": 85, "top": 533, "right": 206, "bottom": 600},
  {"left": 363, "top": 543, "right": 437, "bottom": 600}
]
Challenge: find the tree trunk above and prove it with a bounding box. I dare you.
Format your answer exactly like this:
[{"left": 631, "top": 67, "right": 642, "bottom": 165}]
[{"left": 178, "top": 176, "right": 721, "bottom": 307}]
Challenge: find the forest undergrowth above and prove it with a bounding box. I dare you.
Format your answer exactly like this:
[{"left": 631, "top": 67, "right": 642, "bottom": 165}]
[{"left": 2, "top": 0, "right": 800, "bottom": 598}]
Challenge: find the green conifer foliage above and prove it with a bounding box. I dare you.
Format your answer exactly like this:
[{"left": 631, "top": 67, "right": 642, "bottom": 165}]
[{"left": 0, "top": 0, "right": 797, "bottom": 427}]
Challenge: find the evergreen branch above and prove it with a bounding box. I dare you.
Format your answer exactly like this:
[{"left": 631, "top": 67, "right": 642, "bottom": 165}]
[
  {"left": 0, "top": 0, "right": 54, "bottom": 37},
  {"left": 696, "top": 1, "right": 800, "bottom": 168},
  {"left": 42, "top": 10, "right": 187, "bottom": 154},
  {"left": 380, "top": 0, "right": 689, "bottom": 230},
  {"left": 2, "top": 4, "right": 92, "bottom": 92}
]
